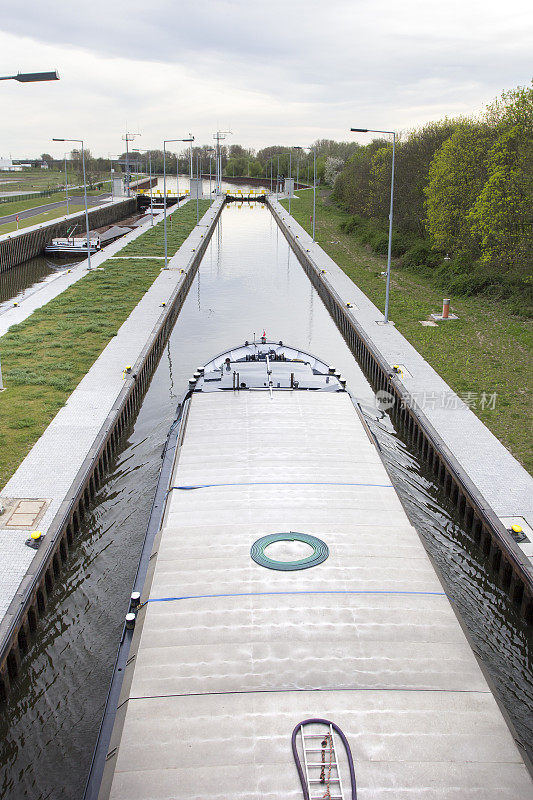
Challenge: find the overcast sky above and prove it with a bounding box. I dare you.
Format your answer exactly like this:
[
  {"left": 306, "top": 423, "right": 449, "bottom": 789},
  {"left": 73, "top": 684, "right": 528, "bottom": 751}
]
[{"left": 1, "top": 0, "right": 531, "bottom": 158}]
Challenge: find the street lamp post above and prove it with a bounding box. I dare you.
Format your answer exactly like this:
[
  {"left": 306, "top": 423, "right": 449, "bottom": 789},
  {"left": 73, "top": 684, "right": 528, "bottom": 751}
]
[
  {"left": 1, "top": 69, "right": 59, "bottom": 388},
  {"left": 288, "top": 149, "right": 293, "bottom": 214},
  {"left": 351, "top": 127, "right": 396, "bottom": 323},
  {"left": 133, "top": 148, "right": 154, "bottom": 225},
  {"left": 163, "top": 138, "right": 193, "bottom": 268},
  {"left": 294, "top": 146, "right": 303, "bottom": 192},
  {"left": 122, "top": 131, "right": 140, "bottom": 197},
  {"left": 64, "top": 154, "right": 69, "bottom": 215},
  {"left": 311, "top": 149, "right": 316, "bottom": 242},
  {"left": 163, "top": 139, "right": 176, "bottom": 268},
  {"left": 108, "top": 154, "right": 119, "bottom": 200},
  {"left": 188, "top": 134, "right": 194, "bottom": 187},
  {"left": 176, "top": 151, "right": 180, "bottom": 208},
  {"left": 207, "top": 150, "right": 215, "bottom": 195},
  {"left": 178, "top": 137, "right": 194, "bottom": 206},
  {"left": 267, "top": 154, "right": 283, "bottom": 197},
  {"left": 213, "top": 131, "right": 232, "bottom": 195},
  {"left": 196, "top": 154, "right": 200, "bottom": 223},
  {"left": 148, "top": 152, "right": 153, "bottom": 223},
  {"left": 53, "top": 137, "right": 92, "bottom": 269},
  {"left": 301, "top": 147, "right": 317, "bottom": 242}
]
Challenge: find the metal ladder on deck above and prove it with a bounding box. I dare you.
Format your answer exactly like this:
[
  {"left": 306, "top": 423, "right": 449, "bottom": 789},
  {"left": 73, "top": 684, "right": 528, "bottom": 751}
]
[{"left": 298, "top": 723, "right": 346, "bottom": 800}]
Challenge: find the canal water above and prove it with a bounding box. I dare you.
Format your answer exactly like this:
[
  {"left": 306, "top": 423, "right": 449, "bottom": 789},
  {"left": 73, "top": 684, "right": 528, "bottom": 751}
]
[
  {"left": 0, "top": 179, "right": 260, "bottom": 311},
  {"left": 0, "top": 203, "right": 531, "bottom": 799},
  {"left": 0, "top": 254, "right": 82, "bottom": 309}
]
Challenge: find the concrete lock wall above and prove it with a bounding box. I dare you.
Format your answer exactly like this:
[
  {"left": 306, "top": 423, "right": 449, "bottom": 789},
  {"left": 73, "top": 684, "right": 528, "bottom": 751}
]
[{"left": 0, "top": 198, "right": 138, "bottom": 274}]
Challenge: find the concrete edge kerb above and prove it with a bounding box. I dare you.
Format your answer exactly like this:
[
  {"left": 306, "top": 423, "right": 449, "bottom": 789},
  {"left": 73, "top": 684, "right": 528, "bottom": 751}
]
[
  {"left": 267, "top": 197, "right": 533, "bottom": 594},
  {"left": 0, "top": 197, "right": 224, "bottom": 678}
]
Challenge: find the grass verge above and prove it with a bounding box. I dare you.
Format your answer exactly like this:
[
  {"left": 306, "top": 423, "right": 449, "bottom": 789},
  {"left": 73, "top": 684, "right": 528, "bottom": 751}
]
[
  {"left": 0, "top": 189, "right": 111, "bottom": 219},
  {"left": 0, "top": 191, "right": 74, "bottom": 217},
  {"left": 282, "top": 190, "right": 533, "bottom": 474},
  {"left": 120, "top": 200, "right": 211, "bottom": 256},
  {"left": 0, "top": 200, "right": 211, "bottom": 489},
  {"left": 0, "top": 169, "right": 111, "bottom": 193}
]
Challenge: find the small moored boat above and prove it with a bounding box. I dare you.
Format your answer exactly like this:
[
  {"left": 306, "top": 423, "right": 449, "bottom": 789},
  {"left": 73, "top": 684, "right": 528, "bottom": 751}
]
[{"left": 44, "top": 225, "right": 100, "bottom": 255}]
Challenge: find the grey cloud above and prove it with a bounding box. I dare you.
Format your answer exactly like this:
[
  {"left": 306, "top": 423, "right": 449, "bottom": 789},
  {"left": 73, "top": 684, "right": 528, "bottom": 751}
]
[{"left": 1, "top": 0, "right": 531, "bottom": 155}]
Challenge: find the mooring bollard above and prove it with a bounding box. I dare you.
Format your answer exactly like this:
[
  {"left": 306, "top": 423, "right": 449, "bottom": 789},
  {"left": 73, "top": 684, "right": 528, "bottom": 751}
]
[{"left": 442, "top": 299, "right": 450, "bottom": 319}]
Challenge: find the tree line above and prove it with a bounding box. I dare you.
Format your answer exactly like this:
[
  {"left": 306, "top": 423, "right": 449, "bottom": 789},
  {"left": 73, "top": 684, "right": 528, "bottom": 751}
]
[
  {"left": 41, "top": 140, "right": 361, "bottom": 186},
  {"left": 331, "top": 84, "right": 532, "bottom": 307}
]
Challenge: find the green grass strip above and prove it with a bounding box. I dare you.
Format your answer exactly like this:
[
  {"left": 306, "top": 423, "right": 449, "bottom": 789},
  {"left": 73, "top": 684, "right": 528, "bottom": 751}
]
[
  {"left": 282, "top": 190, "right": 533, "bottom": 475},
  {"left": 0, "top": 190, "right": 107, "bottom": 218},
  {"left": 120, "top": 200, "right": 210, "bottom": 256},
  {"left": 0, "top": 200, "right": 212, "bottom": 489}
]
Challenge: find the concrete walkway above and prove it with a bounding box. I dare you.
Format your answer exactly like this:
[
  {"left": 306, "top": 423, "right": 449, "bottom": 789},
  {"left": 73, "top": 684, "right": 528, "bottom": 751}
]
[
  {"left": 270, "top": 198, "right": 533, "bottom": 564},
  {"left": 0, "top": 198, "right": 222, "bottom": 626}
]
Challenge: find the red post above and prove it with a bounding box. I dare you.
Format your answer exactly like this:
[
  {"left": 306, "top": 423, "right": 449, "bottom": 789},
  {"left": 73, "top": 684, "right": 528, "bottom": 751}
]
[{"left": 442, "top": 299, "right": 450, "bottom": 319}]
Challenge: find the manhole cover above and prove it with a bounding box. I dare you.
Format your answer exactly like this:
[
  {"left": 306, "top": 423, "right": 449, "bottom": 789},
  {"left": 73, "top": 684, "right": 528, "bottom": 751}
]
[{"left": 1, "top": 498, "right": 50, "bottom": 529}]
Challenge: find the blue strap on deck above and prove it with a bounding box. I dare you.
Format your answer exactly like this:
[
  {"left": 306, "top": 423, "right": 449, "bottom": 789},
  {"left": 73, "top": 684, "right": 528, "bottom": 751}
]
[
  {"left": 143, "top": 589, "right": 446, "bottom": 604},
  {"left": 169, "top": 481, "right": 395, "bottom": 491}
]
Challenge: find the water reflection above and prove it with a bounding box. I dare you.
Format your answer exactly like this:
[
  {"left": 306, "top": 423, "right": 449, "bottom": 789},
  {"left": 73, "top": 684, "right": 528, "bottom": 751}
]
[{"left": 0, "top": 253, "right": 82, "bottom": 307}]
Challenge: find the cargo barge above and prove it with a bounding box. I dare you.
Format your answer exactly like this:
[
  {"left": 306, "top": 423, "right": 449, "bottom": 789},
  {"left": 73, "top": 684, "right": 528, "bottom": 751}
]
[{"left": 84, "top": 338, "right": 532, "bottom": 799}]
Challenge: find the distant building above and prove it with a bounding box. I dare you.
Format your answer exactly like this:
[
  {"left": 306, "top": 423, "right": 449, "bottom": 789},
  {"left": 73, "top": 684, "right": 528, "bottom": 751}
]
[{"left": 0, "top": 156, "right": 22, "bottom": 172}]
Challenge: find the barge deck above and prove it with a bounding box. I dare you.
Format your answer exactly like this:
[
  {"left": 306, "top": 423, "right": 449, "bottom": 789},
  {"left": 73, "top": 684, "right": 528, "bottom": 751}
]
[{"left": 94, "top": 343, "right": 531, "bottom": 799}]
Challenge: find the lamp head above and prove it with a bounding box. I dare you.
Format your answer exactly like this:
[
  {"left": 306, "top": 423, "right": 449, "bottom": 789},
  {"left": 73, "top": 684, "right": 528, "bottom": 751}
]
[{"left": 16, "top": 70, "right": 59, "bottom": 82}]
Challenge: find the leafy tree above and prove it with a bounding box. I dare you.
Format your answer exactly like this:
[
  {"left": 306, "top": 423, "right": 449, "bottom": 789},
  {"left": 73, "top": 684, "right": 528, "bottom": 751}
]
[
  {"left": 332, "top": 140, "right": 383, "bottom": 212},
  {"left": 393, "top": 120, "right": 459, "bottom": 236},
  {"left": 324, "top": 156, "right": 344, "bottom": 186},
  {"left": 367, "top": 146, "right": 392, "bottom": 218},
  {"left": 468, "top": 86, "right": 533, "bottom": 278},
  {"left": 424, "top": 123, "right": 496, "bottom": 254}
]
